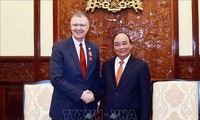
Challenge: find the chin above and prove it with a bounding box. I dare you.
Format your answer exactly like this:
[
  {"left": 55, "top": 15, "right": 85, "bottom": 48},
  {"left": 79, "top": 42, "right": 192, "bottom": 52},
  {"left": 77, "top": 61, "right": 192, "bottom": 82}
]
[{"left": 74, "top": 36, "right": 84, "bottom": 40}]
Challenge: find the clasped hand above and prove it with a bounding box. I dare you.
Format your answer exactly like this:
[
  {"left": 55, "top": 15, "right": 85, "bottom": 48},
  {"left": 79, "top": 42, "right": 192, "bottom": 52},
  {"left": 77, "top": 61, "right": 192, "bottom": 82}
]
[{"left": 80, "top": 90, "right": 94, "bottom": 104}]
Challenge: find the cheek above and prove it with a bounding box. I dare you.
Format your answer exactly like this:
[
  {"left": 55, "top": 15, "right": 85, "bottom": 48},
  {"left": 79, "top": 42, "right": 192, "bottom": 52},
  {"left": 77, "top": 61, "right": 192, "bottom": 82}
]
[
  {"left": 125, "top": 46, "right": 131, "bottom": 50},
  {"left": 84, "top": 28, "right": 89, "bottom": 32},
  {"left": 114, "top": 49, "right": 119, "bottom": 54},
  {"left": 114, "top": 47, "right": 118, "bottom": 52},
  {"left": 71, "top": 27, "right": 75, "bottom": 31}
]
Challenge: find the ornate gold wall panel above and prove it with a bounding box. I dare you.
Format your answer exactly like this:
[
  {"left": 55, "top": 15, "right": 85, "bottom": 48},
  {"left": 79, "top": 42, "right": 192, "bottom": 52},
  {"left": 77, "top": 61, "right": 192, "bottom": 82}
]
[
  {"left": 55, "top": 0, "right": 175, "bottom": 79},
  {"left": 86, "top": 0, "right": 143, "bottom": 13}
]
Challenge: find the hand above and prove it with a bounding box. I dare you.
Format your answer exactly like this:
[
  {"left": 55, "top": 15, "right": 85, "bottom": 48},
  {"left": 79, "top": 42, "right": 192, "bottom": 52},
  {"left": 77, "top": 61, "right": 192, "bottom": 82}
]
[{"left": 80, "top": 90, "right": 95, "bottom": 104}]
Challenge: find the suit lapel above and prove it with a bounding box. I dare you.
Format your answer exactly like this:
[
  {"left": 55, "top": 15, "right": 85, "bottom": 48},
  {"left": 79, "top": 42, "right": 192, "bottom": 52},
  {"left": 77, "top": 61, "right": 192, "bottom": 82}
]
[
  {"left": 67, "top": 38, "right": 95, "bottom": 81},
  {"left": 66, "top": 38, "right": 82, "bottom": 73},
  {"left": 85, "top": 40, "right": 93, "bottom": 80},
  {"left": 109, "top": 57, "right": 118, "bottom": 87}
]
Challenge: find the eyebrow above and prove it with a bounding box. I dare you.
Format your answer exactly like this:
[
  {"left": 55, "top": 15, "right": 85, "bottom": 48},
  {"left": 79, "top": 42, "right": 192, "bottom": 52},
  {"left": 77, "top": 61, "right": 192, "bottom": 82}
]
[{"left": 114, "top": 40, "right": 128, "bottom": 43}]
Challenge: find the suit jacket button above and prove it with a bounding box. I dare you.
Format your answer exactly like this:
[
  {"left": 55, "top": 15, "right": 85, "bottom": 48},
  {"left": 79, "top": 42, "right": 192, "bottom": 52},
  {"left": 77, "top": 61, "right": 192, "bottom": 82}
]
[{"left": 115, "top": 92, "right": 118, "bottom": 95}]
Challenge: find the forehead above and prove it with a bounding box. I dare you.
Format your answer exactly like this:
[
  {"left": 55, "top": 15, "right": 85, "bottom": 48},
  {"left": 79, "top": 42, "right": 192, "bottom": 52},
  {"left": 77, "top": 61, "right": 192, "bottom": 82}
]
[
  {"left": 71, "top": 15, "right": 89, "bottom": 24},
  {"left": 114, "top": 34, "right": 129, "bottom": 43}
]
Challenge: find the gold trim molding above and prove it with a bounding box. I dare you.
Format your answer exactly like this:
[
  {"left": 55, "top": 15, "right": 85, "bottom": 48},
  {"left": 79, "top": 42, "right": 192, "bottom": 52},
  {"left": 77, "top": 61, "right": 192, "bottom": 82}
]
[{"left": 86, "top": 0, "right": 143, "bottom": 13}]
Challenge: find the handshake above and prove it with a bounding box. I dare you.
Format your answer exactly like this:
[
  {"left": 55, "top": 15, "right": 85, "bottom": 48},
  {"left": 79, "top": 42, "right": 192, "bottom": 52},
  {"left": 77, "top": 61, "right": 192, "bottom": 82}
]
[{"left": 80, "top": 90, "right": 95, "bottom": 104}]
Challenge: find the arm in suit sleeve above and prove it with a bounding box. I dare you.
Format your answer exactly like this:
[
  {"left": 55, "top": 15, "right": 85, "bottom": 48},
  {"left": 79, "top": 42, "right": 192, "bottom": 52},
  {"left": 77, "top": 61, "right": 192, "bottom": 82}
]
[
  {"left": 93, "top": 48, "right": 101, "bottom": 89},
  {"left": 94, "top": 62, "right": 106, "bottom": 101},
  {"left": 90, "top": 47, "right": 101, "bottom": 103},
  {"left": 139, "top": 62, "right": 152, "bottom": 120},
  {"left": 50, "top": 45, "right": 83, "bottom": 103}
]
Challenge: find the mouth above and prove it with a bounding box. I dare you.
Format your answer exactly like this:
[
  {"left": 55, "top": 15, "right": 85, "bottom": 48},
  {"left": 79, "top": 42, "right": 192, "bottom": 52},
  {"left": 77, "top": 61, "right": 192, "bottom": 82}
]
[
  {"left": 75, "top": 30, "right": 84, "bottom": 33},
  {"left": 75, "top": 31, "right": 83, "bottom": 34},
  {"left": 118, "top": 49, "right": 126, "bottom": 52},
  {"left": 117, "top": 51, "right": 126, "bottom": 55}
]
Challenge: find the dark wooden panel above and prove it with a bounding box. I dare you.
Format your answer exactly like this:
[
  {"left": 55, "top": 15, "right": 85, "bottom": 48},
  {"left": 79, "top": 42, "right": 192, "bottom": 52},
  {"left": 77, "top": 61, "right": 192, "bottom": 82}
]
[
  {"left": 179, "top": 61, "right": 194, "bottom": 79},
  {"left": 173, "top": 0, "right": 179, "bottom": 78},
  {"left": 0, "top": 86, "right": 5, "bottom": 120},
  {"left": 192, "top": 0, "right": 200, "bottom": 80},
  {"left": 0, "top": 62, "right": 35, "bottom": 82},
  {"left": 0, "top": 57, "right": 51, "bottom": 82},
  {"left": 199, "top": 62, "right": 200, "bottom": 79},
  {"left": 0, "top": 85, "right": 23, "bottom": 120},
  {"left": 34, "top": 0, "right": 41, "bottom": 82},
  {"left": 40, "top": 62, "right": 50, "bottom": 80},
  {"left": 179, "top": 56, "right": 200, "bottom": 79},
  {"left": 0, "top": 57, "right": 34, "bottom": 62}
]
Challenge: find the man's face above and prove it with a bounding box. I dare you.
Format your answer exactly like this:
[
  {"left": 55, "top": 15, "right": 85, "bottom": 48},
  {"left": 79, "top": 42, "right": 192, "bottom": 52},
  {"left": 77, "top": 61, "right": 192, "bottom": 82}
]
[
  {"left": 70, "top": 15, "right": 89, "bottom": 42},
  {"left": 114, "top": 33, "right": 132, "bottom": 60}
]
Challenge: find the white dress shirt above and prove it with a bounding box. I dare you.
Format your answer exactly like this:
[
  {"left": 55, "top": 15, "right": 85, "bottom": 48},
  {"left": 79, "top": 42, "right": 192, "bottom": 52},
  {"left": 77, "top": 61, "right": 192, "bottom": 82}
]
[
  {"left": 114, "top": 54, "right": 131, "bottom": 76},
  {"left": 72, "top": 36, "right": 87, "bottom": 65}
]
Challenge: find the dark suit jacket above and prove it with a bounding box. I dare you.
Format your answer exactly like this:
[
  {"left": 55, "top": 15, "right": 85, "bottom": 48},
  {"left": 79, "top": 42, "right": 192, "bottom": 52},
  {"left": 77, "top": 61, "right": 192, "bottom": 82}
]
[
  {"left": 49, "top": 37, "right": 100, "bottom": 120},
  {"left": 96, "top": 55, "right": 151, "bottom": 120}
]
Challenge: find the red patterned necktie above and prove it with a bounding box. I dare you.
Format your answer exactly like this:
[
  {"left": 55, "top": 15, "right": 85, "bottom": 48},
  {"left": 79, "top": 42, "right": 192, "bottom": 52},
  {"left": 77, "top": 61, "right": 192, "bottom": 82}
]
[
  {"left": 79, "top": 43, "right": 86, "bottom": 79},
  {"left": 116, "top": 60, "right": 124, "bottom": 86}
]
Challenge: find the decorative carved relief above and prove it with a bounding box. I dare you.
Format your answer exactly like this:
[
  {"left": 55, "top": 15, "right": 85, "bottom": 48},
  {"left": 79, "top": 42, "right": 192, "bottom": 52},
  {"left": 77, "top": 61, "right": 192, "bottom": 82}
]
[
  {"left": 86, "top": 0, "right": 143, "bottom": 13},
  {"left": 179, "top": 61, "right": 194, "bottom": 79},
  {"left": 57, "top": 0, "right": 174, "bottom": 79},
  {"left": 0, "top": 62, "right": 34, "bottom": 81},
  {"left": 40, "top": 62, "right": 50, "bottom": 80}
]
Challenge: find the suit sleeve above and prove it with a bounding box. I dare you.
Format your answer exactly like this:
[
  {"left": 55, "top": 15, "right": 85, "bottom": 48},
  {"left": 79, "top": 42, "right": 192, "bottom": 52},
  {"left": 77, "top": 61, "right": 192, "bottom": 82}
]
[
  {"left": 94, "top": 62, "right": 105, "bottom": 101},
  {"left": 50, "top": 45, "right": 83, "bottom": 103},
  {"left": 139, "top": 62, "right": 152, "bottom": 120},
  {"left": 92, "top": 47, "right": 100, "bottom": 90}
]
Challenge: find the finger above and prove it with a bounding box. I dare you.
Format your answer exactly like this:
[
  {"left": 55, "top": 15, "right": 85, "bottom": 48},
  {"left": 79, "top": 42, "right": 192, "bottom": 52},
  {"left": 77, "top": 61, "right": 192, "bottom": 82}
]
[{"left": 86, "top": 90, "right": 93, "bottom": 94}]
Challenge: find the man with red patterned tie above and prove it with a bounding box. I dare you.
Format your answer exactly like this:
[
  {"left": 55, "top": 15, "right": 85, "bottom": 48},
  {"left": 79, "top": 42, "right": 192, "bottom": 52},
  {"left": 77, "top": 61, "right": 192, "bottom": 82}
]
[{"left": 49, "top": 10, "right": 100, "bottom": 120}]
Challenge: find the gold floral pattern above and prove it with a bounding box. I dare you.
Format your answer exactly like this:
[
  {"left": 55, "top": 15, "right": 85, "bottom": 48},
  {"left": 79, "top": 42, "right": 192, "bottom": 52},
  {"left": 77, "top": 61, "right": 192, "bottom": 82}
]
[
  {"left": 86, "top": 0, "right": 143, "bottom": 13},
  {"left": 110, "top": 0, "right": 119, "bottom": 8}
]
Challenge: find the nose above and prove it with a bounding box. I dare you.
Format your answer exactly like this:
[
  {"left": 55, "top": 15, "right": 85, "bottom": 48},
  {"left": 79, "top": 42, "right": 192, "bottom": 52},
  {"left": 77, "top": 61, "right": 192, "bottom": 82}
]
[
  {"left": 119, "top": 44, "right": 124, "bottom": 48},
  {"left": 76, "top": 25, "right": 82, "bottom": 29}
]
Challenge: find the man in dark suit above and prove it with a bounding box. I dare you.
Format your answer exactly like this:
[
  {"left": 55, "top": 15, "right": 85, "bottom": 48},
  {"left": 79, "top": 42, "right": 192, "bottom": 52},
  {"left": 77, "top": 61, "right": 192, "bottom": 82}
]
[
  {"left": 49, "top": 10, "right": 100, "bottom": 120},
  {"left": 95, "top": 33, "right": 151, "bottom": 120}
]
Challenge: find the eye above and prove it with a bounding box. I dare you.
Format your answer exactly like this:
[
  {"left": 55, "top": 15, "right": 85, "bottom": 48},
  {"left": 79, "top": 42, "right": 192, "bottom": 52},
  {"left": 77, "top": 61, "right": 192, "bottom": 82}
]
[
  {"left": 114, "top": 43, "right": 120, "bottom": 47},
  {"left": 121, "top": 41, "right": 129, "bottom": 46},
  {"left": 122, "top": 42, "right": 128, "bottom": 46},
  {"left": 72, "top": 24, "right": 87, "bottom": 28},
  {"left": 72, "top": 24, "right": 78, "bottom": 27},
  {"left": 80, "top": 24, "right": 87, "bottom": 27}
]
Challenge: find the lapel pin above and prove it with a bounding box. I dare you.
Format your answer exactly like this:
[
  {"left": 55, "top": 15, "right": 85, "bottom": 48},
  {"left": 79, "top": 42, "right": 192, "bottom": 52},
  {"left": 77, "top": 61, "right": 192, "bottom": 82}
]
[{"left": 88, "top": 48, "right": 92, "bottom": 61}]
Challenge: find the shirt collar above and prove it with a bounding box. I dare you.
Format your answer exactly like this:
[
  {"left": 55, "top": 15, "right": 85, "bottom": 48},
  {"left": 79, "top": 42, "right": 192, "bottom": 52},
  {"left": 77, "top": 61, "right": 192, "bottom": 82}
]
[
  {"left": 115, "top": 54, "right": 131, "bottom": 64},
  {"left": 72, "top": 36, "right": 85, "bottom": 45}
]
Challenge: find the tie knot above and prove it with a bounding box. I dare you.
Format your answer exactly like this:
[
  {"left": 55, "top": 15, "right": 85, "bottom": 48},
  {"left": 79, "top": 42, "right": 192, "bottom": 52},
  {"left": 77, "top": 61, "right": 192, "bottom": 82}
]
[
  {"left": 119, "top": 60, "right": 124, "bottom": 65},
  {"left": 79, "top": 43, "right": 83, "bottom": 47}
]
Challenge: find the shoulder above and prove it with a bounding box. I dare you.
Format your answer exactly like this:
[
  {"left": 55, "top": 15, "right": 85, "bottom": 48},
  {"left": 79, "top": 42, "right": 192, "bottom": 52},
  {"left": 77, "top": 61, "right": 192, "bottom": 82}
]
[
  {"left": 85, "top": 39, "right": 99, "bottom": 50},
  {"left": 130, "top": 56, "right": 148, "bottom": 67},
  {"left": 102, "top": 57, "right": 115, "bottom": 66},
  {"left": 53, "top": 37, "right": 72, "bottom": 48}
]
